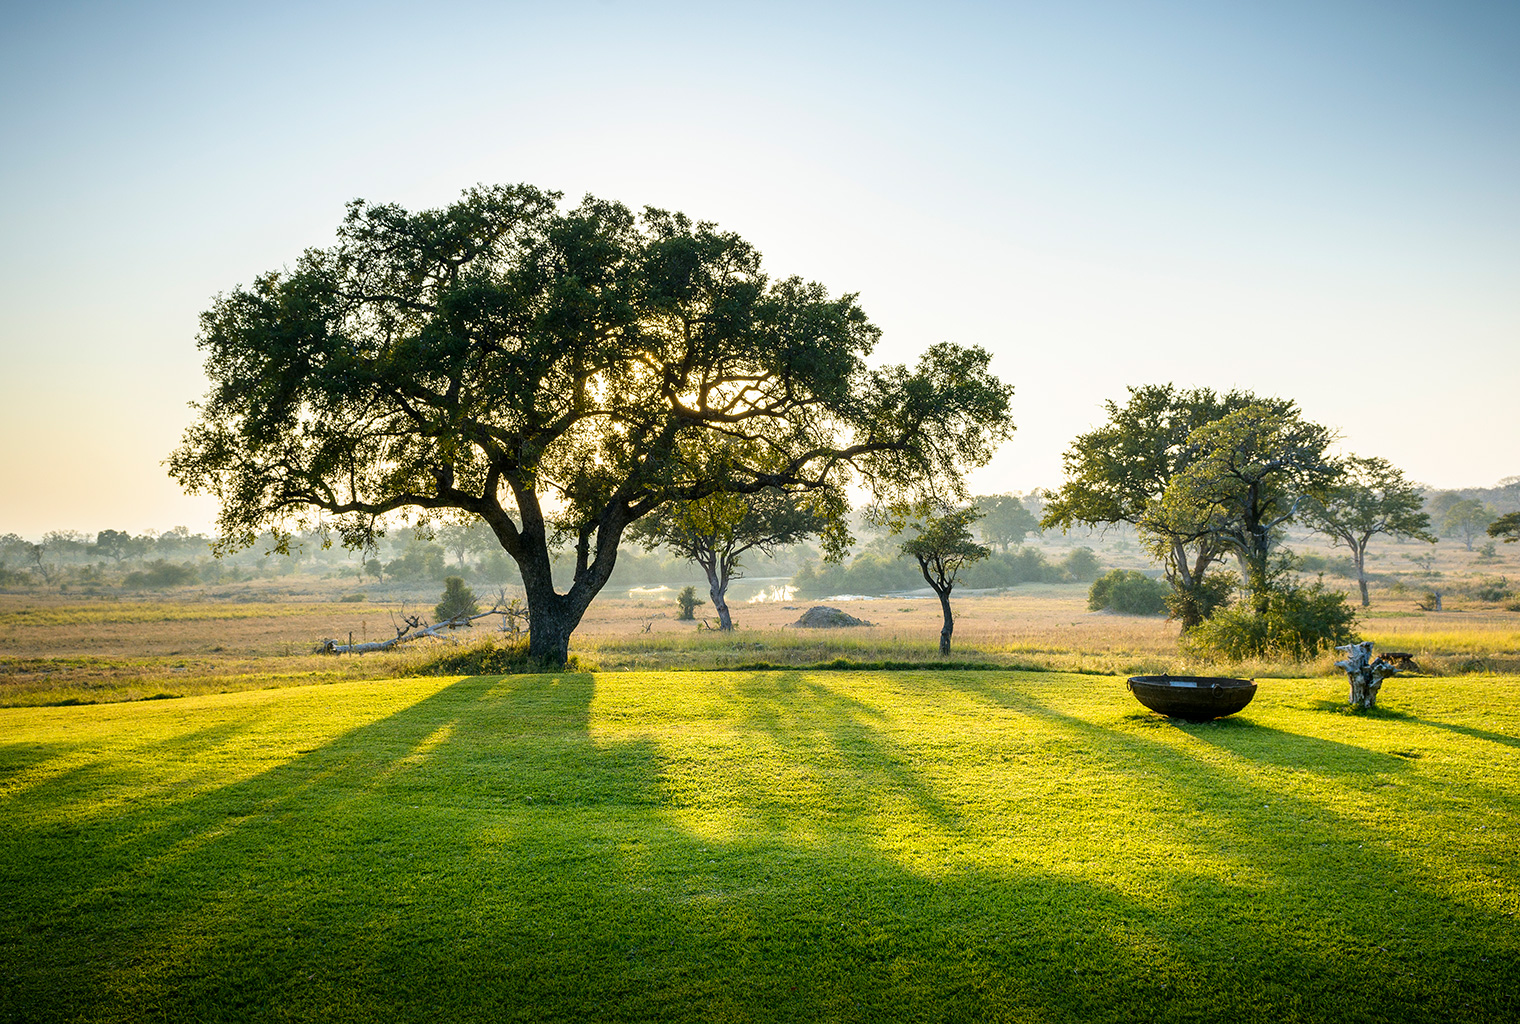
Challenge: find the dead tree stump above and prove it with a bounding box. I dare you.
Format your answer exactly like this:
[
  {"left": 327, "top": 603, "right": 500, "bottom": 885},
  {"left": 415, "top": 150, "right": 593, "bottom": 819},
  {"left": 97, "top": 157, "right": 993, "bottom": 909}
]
[{"left": 1334, "top": 641, "right": 1402, "bottom": 709}]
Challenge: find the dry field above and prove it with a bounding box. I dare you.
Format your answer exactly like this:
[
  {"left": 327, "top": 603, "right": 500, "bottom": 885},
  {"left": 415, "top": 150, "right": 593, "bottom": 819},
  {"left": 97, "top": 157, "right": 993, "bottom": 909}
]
[{"left": 2, "top": 562, "right": 1517, "bottom": 706}]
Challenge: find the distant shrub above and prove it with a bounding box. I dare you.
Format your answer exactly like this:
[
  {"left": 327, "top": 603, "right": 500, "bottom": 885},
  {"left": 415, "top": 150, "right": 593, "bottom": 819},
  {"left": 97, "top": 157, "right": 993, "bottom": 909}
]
[
  {"left": 384, "top": 541, "right": 447, "bottom": 582},
  {"left": 1467, "top": 576, "right": 1513, "bottom": 603},
  {"left": 1183, "top": 581, "right": 1357, "bottom": 662},
  {"left": 676, "top": 585, "right": 704, "bottom": 620},
  {"left": 1087, "top": 570, "right": 1167, "bottom": 615},
  {"left": 478, "top": 550, "right": 518, "bottom": 583},
  {"left": 1295, "top": 552, "right": 1357, "bottom": 577},
  {"left": 953, "top": 547, "right": 1067, "bottom": 588},
  {"left": 338, "top": 593, "right": 366, "bottom": 603},
  {"left": 795, "top": 543, "right": 1080, "bottom": 597},
  {"left": 793, "top": 553, "right": 922, "bottom": 596},
  {"left": 435, "top": 576, "right": 480, "bottom": 622},
  {"left": 123, "top": 560, "right": 199, "bottom": 589},
  {"left": 1061, "top": 546, "right": 1102, "bottom": 582}
]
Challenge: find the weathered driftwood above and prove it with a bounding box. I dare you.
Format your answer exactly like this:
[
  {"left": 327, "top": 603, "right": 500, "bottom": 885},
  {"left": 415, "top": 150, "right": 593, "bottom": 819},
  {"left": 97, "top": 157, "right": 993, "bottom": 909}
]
[
  {"left": 318, "top": 594, "right": 528, "bottom": 655},
  {"left": 1334, "top": 641, "right": 1402, "bottom": 708}
]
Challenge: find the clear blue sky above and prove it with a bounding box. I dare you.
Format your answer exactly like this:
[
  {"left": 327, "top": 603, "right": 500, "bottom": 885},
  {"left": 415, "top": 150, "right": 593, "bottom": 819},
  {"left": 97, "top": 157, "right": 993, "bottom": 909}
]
[{"left": 2, "top": 0, "right": 1516, "bottom": 538}]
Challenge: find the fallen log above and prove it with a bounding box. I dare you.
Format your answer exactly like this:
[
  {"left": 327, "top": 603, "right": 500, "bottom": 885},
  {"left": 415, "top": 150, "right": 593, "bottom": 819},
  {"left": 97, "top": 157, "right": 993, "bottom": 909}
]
[{"left": 317, "top": 593, "right": 527, "bottom": 655}]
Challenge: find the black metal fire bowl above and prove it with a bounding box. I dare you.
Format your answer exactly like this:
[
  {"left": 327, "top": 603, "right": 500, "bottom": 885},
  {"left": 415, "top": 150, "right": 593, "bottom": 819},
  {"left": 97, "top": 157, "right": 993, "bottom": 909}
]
[{"left": 1126, "top": 675, "right": 1257, "bottom": 721}]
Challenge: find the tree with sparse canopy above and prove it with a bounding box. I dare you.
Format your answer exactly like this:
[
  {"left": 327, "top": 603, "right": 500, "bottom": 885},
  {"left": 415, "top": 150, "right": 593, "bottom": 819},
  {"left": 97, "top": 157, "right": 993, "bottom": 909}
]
[
  {"left": 169, "top": 185, "right": 1014, "bottom": 664},
  {"left": 630, "top": 487, "right": 841, "bottom": 631},
  {"left": 1041, "top": 385, "right": 1291, "bottom": 630},
  {"left": 437, "top": 520, "right": 496, "bottom": 571},
  {"left": 1300, "top": 455, "right": 1434, "bottom": 607},
  {"left": 875, "top": 500, "right": 990, "bottom": 656},
  {"left": 1442, "top": 499, "right": 1495, "bottom": 551}
]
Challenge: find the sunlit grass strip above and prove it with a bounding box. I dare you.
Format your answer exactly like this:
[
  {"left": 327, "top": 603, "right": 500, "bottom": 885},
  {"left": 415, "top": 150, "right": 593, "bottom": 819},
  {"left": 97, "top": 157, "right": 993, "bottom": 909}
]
[
  {"left": 0, "top": 655, "right": 405, "bottom": 708},
  {"left": 2, "top": 669, "right": 1517, "bottom": 1022},
  {"left": 0, "top": 602, "right": 319, "bottom": 627},
  {"left": 1359, "top": 627, "right": 1520, "bottom": 656},
  {"left": 575, "top": 627, "right": 1178, "bottom": 671}
]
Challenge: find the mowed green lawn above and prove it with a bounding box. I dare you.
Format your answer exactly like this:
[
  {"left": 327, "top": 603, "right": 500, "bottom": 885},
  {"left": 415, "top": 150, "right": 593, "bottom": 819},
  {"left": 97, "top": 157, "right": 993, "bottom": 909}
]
[{"left": 2, "top": 669, "right": 1517, "bottom": 1023}]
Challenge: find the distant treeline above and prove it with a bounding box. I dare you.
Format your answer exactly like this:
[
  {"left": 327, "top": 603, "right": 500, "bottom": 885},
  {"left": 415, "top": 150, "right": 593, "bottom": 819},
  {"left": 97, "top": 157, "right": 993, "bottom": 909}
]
[
  {"left": 793, "top": 546, "right": 1103, "bottom": 597},
  {"left": 0, "top": 526, "right": 806, "bottom": 593},
  {"left": 1422, "top": 479, "right": 1520, "bottom": 516}
]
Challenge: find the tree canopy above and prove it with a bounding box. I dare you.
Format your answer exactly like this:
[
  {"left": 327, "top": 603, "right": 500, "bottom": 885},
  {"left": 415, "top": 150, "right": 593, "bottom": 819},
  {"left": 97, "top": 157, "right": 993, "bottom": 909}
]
[
  {"left": 1442, "top": 499, "right": 1495, "bottom": 551},
  {"left": 973, "top": 493, "right": 1039, "bottom": 552},
  {"left": 169, "top": 185, "right": 1014, "bottom": 662},
  {"left": 1161, "top": 403, "right": 1339, "bottom": 613},
  {"left": 1300, "top": 455, "right": 1433, "bottom": 607},
  {"left": 876, "top": 500, "right": 989, "bottom": 656},
  {"left": 1040, "top": 385, "right": 1289, "bottom": 629},
  {"left": 1489, "top": 511, "right": 1520, "bottom": 544}
]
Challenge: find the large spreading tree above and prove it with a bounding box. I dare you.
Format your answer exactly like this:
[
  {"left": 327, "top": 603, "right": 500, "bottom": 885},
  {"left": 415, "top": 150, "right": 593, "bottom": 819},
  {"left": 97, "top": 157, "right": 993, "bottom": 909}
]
[
  {"left": 169, "top": 185, "right": 1014, "bottom": 663},
  {"left": 1040, "top": 385, "right": 1290, "bottom": 629},
  {"left": 1160, "top": 403, "right": 1339, "bottom": 615}
]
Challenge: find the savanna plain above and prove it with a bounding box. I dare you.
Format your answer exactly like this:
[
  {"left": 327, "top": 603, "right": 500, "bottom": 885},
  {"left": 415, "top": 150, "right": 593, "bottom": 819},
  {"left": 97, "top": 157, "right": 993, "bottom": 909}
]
[{"left": 3, "top": 575, "right": 1518, "bottom": 1022}]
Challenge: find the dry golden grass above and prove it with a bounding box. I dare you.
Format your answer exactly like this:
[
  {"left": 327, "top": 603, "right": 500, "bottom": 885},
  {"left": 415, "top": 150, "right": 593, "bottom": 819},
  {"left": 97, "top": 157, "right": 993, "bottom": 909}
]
[{"left": 5, "top": 572, "right": 1518, "bottom": 707}]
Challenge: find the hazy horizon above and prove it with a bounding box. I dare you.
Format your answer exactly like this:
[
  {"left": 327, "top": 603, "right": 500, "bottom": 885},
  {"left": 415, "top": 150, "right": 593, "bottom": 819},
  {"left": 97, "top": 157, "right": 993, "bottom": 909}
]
[{"left": 3, "top": 1, "right": 1516, "bottom": 539}]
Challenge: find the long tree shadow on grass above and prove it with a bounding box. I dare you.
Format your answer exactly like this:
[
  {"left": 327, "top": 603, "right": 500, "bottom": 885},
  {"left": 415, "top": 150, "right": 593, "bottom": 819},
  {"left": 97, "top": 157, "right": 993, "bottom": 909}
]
[
  {"left": 705, "top": 671, "right": 968, "bottom": 833},
  {"left": 940, "top": 674, "right": 1520, "bottom": 1005},
  {"left": 1123, "top": 711, "right": 1418, "bottom": 777},
  {"left": 1397, "top": 716, "right": 1520, "bottom": 752},
  {"left": 2, "top": 670, "right": 1518, "bottom": 1023}
]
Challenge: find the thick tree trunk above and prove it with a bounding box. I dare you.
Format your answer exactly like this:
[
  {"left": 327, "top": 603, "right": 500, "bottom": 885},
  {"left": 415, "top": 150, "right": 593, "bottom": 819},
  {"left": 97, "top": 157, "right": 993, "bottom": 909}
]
[
  {"left": 707, "top": 573, "right": 734, "bottom": 631},
  {"left": 1170, "top": 575, "right": 1206, "bottom": 631},
  {"left": 1168, "top": 539, "right": 1202, "bottom": 631},
  {"left": 516, "top": 539, "right": 595, "bottom": 666},
  {"left": 527, "top": 600, "right": 576, "bottom": 665},
  {"left": 488, "top": 485, "right": 630, "bottom": 667},
  {"left": 1353, "top": 542, "right": 1370, "bottom": 607},
  {"left": 1166, "top": 536, "right": 1228, "bottom": 631},
  {"left": 936, "top": 588, "right": 954, "bottom": 657},
  {"left": 1246, "top": 553, "right": 1271, "bottom": 616}
]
